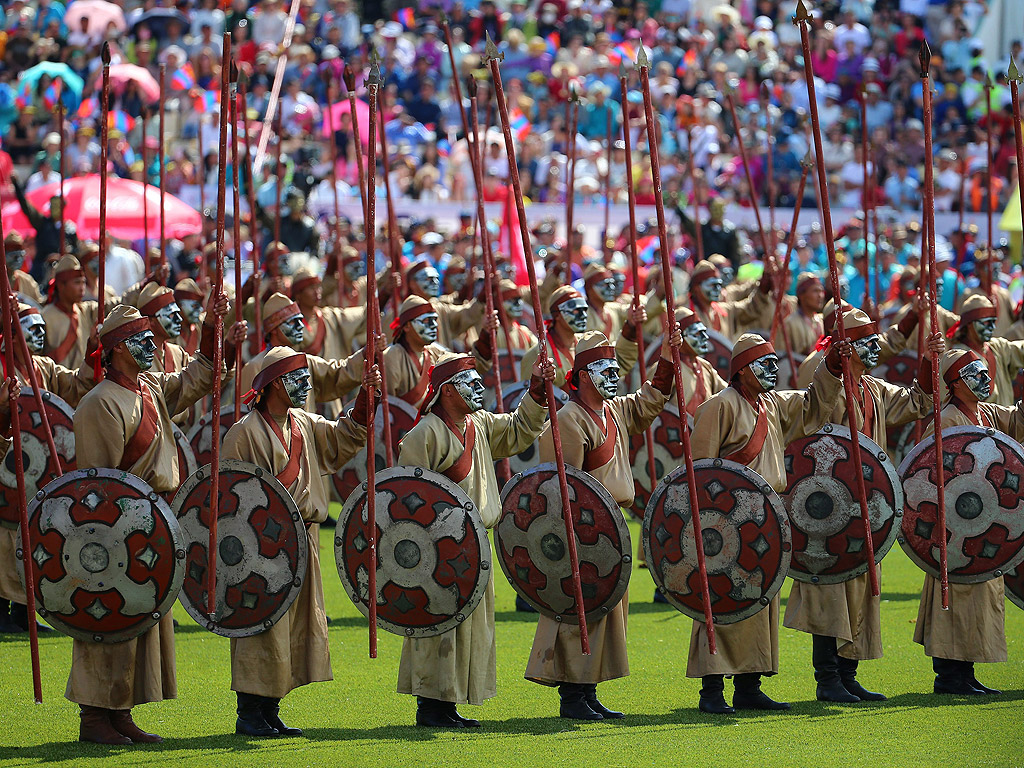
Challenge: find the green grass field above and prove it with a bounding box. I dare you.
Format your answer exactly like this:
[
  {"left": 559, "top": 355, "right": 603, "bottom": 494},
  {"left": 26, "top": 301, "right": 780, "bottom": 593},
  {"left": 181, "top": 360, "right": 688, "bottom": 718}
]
[{"left": 2, "top": 509, "right": 1022, "bottom": 768}]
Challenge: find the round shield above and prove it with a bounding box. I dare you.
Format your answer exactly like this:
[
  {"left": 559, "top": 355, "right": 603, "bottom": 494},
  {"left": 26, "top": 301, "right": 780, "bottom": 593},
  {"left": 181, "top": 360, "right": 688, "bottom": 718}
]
[
  {"left": 172, "top": 460, "right": 307, "bottom": 637},
  {"left": 187, "top": 405, "right": 242, "bottom": 469},
  {"left": 706, "top": 328, "right": 734, "bottom": 381},
  {"left": 874, "top": 351, "right": 920, "bottom": 461},
  {"left": 644, "top": 459, "right": 792, "bottom": 624},
  {"left": 16, "top": 468, "right": 185, "bottom": 643},
  {"left": 498, "top": 381, "right": 569, "bottom": 477},
  {"left": 628, "top": 401, "right": 692, "bottom": 520},
  {"left": 1005, "top": 565, "right": 1024, "bottom": 611},
  {"left": 172, "top": 423, "right": 198, "bottom": 481},
  {"left": 0, "top": 391, "right": 76, "bottom": 530},
  {"left": 782, "top": 425, "right": 903, "bottom": 584},
  {"left": 495, "top": 462, "right": 631, "bottom": 620},
  {"left": 335, "top": 466, "right": 491, "bottom": 637},
  {"left": 481, "top": 349, "right": 526, "bottom": 399},
  {"left": 898, "top": 425, "right": 1024, "bottom": 584},
  {"left": 332, "top": 396, "right": 418, "bottom": 504}
]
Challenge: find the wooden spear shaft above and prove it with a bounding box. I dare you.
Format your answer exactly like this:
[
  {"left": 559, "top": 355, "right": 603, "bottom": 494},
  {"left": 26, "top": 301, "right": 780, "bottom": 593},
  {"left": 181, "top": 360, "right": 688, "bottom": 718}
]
[
  {"left": 761, "top": 82, "right": 776, "bottom": 234},
  {"left": 159, "top": 64, "right": 167, "bottom": 270},
  {"left": 273, "top": 112, "right": 282, "bottom": 247},
  {"left": 638, "top": 49, "right": 717, "bottom": 651},
  {"left": 98, "top": 45, "right": 110, "bottom": 335},
  {"left": 984, "top": 76, "right": 995, "bottom": 298},
  {"left": 603, "top": 107, "right": 612, "bottom": 256},
  {"left": 240, "top": 79, "right": 262, "bottom": 350},
  {"left": 57, "top": 103, "right": 65, "bottom": 258},
  {"left": 485, "top": 36, "right": 590, "bottom": 654},
  {"left": 198, "top": 106, "right": 206, "bottom": 226},
  {"left": 343, "top": 65, "right": 368, "bottom": 229},
  {"left": 684, "top": 128, "right": 705, "bottom": 262},
  {"left": 858, "top": 87, "right": 875, "bottom": 318},
  {"left": 231, "top": 75, "right": 243, "bottom": 423},
  {"left": 770, "top": 162, "right": 811, "bottom": 389},
  {"left": 795, "top": 0, "right": 879, "bottom": 597},
  {"left": 141, "top": 106, "right": 149, "bottom": 259},
  {"left": 1008, "top": 59, "right": 1024, "bottom": 286},
  {"left": 565, "top": 91, "right": 579, "bottom": 274},
  {"left": 322, "top": 69, "right": 345, "bottom": 308},
  {"left": 725, "top": 91, "right": 774, "bottom": 268}
]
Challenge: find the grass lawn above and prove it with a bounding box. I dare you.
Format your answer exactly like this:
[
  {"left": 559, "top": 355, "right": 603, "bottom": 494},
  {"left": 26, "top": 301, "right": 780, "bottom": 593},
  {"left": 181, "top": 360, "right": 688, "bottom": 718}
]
[{"left": 1, "top": 508, "right": 1022, "bottom": 768}]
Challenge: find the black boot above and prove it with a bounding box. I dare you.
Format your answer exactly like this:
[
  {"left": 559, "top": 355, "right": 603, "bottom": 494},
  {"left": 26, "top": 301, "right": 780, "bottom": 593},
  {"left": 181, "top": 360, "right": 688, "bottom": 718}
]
[
  {"left": 515, "top": 595, "right": 537, "bottom": 613},
  {"left": 235, "top": 692, "right": 279, "bottom": 737},
  {"left": 837, "top": 656, "right": 887, "bottom": 701},
  {"left": 583, "top": 684, "right": 624, "bottom": 719},
  {"left": 653, "top": 588, "right": 669, "bottom": 604},
  {"left": 961, "top": 662, "right": 1001, "bottom": 695},
  {"left": 733, "top": 673, "right": 791, "bottom": 711},
  {"left": 9, "top": 602, "right": 52, "bottom": 633},
  {"left": 933, "top": 658, "right": 983, "bottom": 695},
  {"left": 698, "top": 675, "right": 734, "bottom": 715},
  {"left": 416, "top": 697, "right": 464, "bottom": 728},
  {"left": 0, "top": 599, "right": 19, "bottom": 633},
  {"left": 261, "top": 697, "right": 303, "bottom": 736},
  {"left": 812, "top": 635, "right": 860, "bottom": 703},
  {"left": 443, "top": 702, "right": 480, "bottom": 727},
  {"left": 558, "top": 683, "right": 603, "bottom": 720}
]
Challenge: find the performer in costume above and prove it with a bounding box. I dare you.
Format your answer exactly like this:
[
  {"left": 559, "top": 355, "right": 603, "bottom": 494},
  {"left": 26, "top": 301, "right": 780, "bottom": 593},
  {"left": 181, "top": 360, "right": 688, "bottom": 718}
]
[
  {"left": 948, "top": 293, "right": 1024, "bottom": 407},
  {"left": 710, "top": 254, "right": 756, "bottom": 303},
  {"left": 68, "top": 300, "right": 246, "bottom": 744},
  {"left": 322, "top": 246, "right": 369, "bottom": 309},
  {"left": 4, "top": 232, "right": 44, "bottom": 305},
  {"left": 688, "top": 333, "right": 847, "bottom": 714},
  {"left": 956, "top": 249, "right": 1013, "bottom": 337},
  {"left": 136, "top": 283, "right": 190, "bottom": 375},
  {"left": 675, "top": 307, "right": 727, "bottom": 417},
  {"left": 41, "top": 255, "right": 98, "bottom": 370},
  {"left": 401, "top": 260, "right": 485, "bottom": 350},
  {"left": 0, "top": 378, "right": 20, "bottom": 633},
  {"left": 525, "top": 328, "right": 681, "bottom": 720},
  {"left": 174, "top": 279, "right": 205, "bottom": 357},
  {"left": 775, "top": 273, "right": 825, "bottom": 357},
  {"left": 784, "top": 308, "right": 942, "bottom": 702},
  {"left": 686, "top": 259, "right": 772, "bottom": 342},
  {"left": 888, "top": 267, "right": 959, "bottom": 351},
  {"left": 397, "top": 351, "right": 555, "bottom": 727},
  {"left": 223, "top": 348, "right": 378, "bottom": 736}
]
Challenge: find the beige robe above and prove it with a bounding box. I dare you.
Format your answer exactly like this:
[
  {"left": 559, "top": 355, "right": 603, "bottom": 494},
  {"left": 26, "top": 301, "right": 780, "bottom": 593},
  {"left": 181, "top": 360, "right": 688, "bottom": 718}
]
[
  {"left": 66, "top": 354, "right": 215, "bottom": 709},
  {"left": 384, "top": 342, "right": 462, "bottom": 411},
  {"left": 223, "top": 406, "right": 367, "bottom": 697},
  {"left": 13, "top": 269, "right": 43, "bottom": 305},
  {"left": 784, "top": 374, "right": 931, "bottom": 660},
  {"left": 525, "top": 376, "right": 671, "bottom": 685},
  {"left": 322, "top": 273, "right": 367, "bottom": 309},
  {"left": 41, "top": 300, "right": 99, "bottom": 370},
  {"left": 797, "top": 324, "right": 909, "bottom": 389},
  {"left": 690, "top": 287, "right": 772, "bottom": 342},
  {"left": 299, "top": 305, "right": 368, "bottom": 417},
  {"left": 913, "top": 401, "right": 1024, "bottom": 662},
  {"left": 957, "top": 284, "right": 1014, "bottom": 338},
  {"left": 952, "top": 338, "right": 1024, "bottom": 407},
  {"left": 686, "top": 361, "right": 842, "bottom": 678},
  {"left": 464, "top": 321, "right": 538, "bottom": 354},
  {"left": 396, "top": 392, "right": 548, "bottom": 705},
  {"left": 889, "top": 304, "right": 959, "bottom": 352},
  {"left": 239, "top": 347, "right": 365, "bottom": 413},
  {"left": 776, "top": 305, "right": 823, "bottom": 358},
  {"left": 520, "top": 333, "right": 639, "bottom": 386}
]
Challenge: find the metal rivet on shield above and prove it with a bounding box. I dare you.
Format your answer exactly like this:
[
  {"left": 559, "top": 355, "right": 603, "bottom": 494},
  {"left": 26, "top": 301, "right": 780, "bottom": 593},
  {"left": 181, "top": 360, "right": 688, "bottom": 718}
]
[
  {"left": 995, "top": 569, "right": 1003, "bottom": 576},
  {"left": 601, "top": 606, "right": 608, "bottom": 613},
  {"left": 823, "top": 424, "right": 833, "bottom": 433},
  {"left": 148, "top": 493, "right": 157, "bottom": 502},
  {"left": 464, "top": 502, "right": 473, "bottom": 511},
  {"left": 406, "top": 628, "right": 414, "bottom": 636},
  {"left": 555, "top": 615, "right": 562, "bottom": 622},
  {"left": 15, "top": 548, "right": 22, "bottom": 559},
  {"left": 255, "top": 468, "right": 263, "bottom": 478},
  {"left": 414, "top": 468, "right": 423, "bottom": 477},
  {"left": 713, "top": 459, "right": 722, "bottom": 468},
  {"left": 335, "top": 537, "right": 342, "bottom": 547},
  {"left": 88, "top": 468, "right": 97, "bottom": 477},
  {"left": 152, "top": 612, "right": 161, "bottom": 619},
  {"left": 986, "top": 428, "right": 996, "bottom": 436},
  {"left": 811, "top": 576, "right": 819, "bottom": 583},
  {"left": 759, "top": 597, "right": 769, "bottom": 605},
  {"left": 38, "top": 608, "right": 47, "bottom": 617},
  {"left": 456, "top": 613, "right": 465, "bottom": 622},
  {"left": 293, "top": 577, "right": 302, "bottom": 587},
  {"left": 93, "top": 634, "right": 102, "bottom": 642},
  {"left": 622, "top": 555, "right": 631, "bottom": 563},
  {"left": 176, "top": 549, "right": 185, "bottom": 559},
  {"left": 897, "top": 536, "right": 905, "bottom": 544},
  {"left": 361, "top": 481, "right": 368, "bottom": 491},
  {"left": 782, "top": 542, "right": 791, "bottom": 552},
  {"left": 481, "top": 562, "right": 489, "bottom": 570},
  {"left": 264, "top": 620, "right": 273, "bottom": 628},
  {"left": 35, "top": 490, "right": 44, "bottom": 500}
]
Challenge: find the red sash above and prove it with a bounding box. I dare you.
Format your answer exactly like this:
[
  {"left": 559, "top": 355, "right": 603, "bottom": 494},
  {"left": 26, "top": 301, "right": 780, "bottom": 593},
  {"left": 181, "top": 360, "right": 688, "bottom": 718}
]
[
  {"left": 259, "top": 410, "right": 304, "bottom": 487},
  {"left": 180, "top": 324, "right": 198, "bottom": 355},
  {"left": 723, "top": 388, "right": 768, "bottom": 465},
  {"left": 950, "top": 397, "right": 991, "bottom": 428},
  {"left": 572, "top": 396, "right": 618, "bottom": 472},
  {"left": 399, "top": 348, "right": 431, "bottom": 406},
  {"left": 52, "top": 304, "right": 79, "bottom": 364},
  {"left": 683, "top": 356, "right": 707, "bottom": 416},
  {"left": 106, "top": 368, "right": 160, "bottom": 471},
  {"left": 547, "top": 331, "right": 574, "bottom": 374},
  {"left": 852, "top": 381, "right": 875, "bottom": 438},
  {"left": 304, "top": 310, "right": 327, "bottom": 357},
  {"left": 435, "top": 406, "right": 476, "bottom": 484}
]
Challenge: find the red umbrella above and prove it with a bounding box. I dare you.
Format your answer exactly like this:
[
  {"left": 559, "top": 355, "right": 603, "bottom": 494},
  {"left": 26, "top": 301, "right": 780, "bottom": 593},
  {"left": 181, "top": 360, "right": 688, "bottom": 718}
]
[
  {"left": 108, "top": 64, "right": 161, "bottom": 103},
  {"left": 320, "top": 97, "right": 371, "bottom": 147},
  {"left": 3, "top": 176, "right": 200, "bottom": 241}
]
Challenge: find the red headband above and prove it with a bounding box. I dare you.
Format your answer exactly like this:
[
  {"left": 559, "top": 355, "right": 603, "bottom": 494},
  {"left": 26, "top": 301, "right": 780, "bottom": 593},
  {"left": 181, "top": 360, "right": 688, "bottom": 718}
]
[
  {"left": 943, "top": 350, "right": 981, "bottom": 385},
  {"left": 406, "top": 261, "right": 430, "bottom": 280},
  {"left": 139, "top": 291, "right": 177, "bottom": 317},
  {"left": 56, "top": 268, "right": 85, "bottom": 284},
  {"left": 691, "top": 264, "right": 720, "bottom": 283},
  {"left": 101, "top": 317, "right": 152, "bottom": 348},
  {"left": 390, "top": 301, "right": 437, "bottom": 339},
  {"left": 797, "top": 275, "right": 822, "bottom": 295},
  {"left": 290, "top": 275, "right": 321, "bottom": 297},
  {"left": 568, "top": 345, "right": 616, "bottom": 387},
  {"left": 585, "top": 268, "right": 612, "bottom": 287},
  {"left": 264, "top": 302, "right": 302, "bottom": 334},
  {"left": 500, "top": 285, "right": 520, "bottom": 302},
  {"left": 245, "top": 353, "right": 309, "bottom": 403},
  {"left": 676, "top": 312, "right": 700, "bottom": 331},
  {"left": 946, "top": 304, "right": 998, "bottom": 339},
  {"left": 173, "top": 288, "right": 204, "bottom": 303},
  {"left": 415, "top": 355, "right": 478, "bottom": 421},
  {"left": 729, "top": 341, "right": 775, "bottom": 378},
  {"left": 18, "top": 306, "right": 40, "bottom": 319},
  {"left": 846, "top": 321, "right": 879, "bottom": 342},
  {"left": 549, "top": 289, "right": 582, "bottom": 314}
]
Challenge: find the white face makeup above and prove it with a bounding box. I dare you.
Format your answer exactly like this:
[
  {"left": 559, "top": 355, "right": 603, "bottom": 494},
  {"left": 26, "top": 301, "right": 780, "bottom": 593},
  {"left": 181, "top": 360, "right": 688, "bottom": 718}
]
[
  {"left": 344, "top": 259, "right": 367, "bottom": 281},
  {"left": 595, "top": 276, "right": 619, "bottom": 302},
  {"left": 124, "top": 330, "right": 157, "bottom": 371},
  {"left": 719, "top": 265, "right": 735, "bottom": 285},
  {"left": 972, "top": 317, "right": 996, "bottom": 343},
  {"left": 276, "top": 250, "right": 293, "bottom": 276},
  {"left": 612, "top": 272, "right": 626, "bottom": 297},
  {"left": 281, "top": 367, "right": 312, "bottom": 407},
  {"left": 700, "top": 276, "right": 724, "bottom": 302},
  {"left": 178, "top": 298, "right": 202, "bottom": 324},
  {"left": 586, "top": 358, "right": 620, "bottom": 399},
  {"left": 280, "top": 315, "right": 305, "bottom": 347},
  {"left": 558, "top": 297, "right": 588, "bottom": 333},
  {"left": 450, "top": 369, "right": 485, "bottom": 411},
  {"left": 447, "top": 271, "right": 467, "bottom": 292},
  {"left": 154, "top": 302, "right": 183, "bottom": 338},
  {"left": 852, "top": 333, "right": 882, "bottom": 370},
  {"left": 959, "top": 359, "right": 992, "bottom": 401},
  {"left": 414, "top": 266, "right": 441, "bottom": 298},
  {"left": 748, "top": 353, "right": 780, "bottom": 391},
  {"left": 683, "top": 321, "right": 712, "bottom": 355},
  {"left": 20, "top": 315, "right": 46, "bottom": 354},
  {"left": 505, "top": 296, "right": 525, "bottom": 319},
  {"left": 410, "top": 313, "right": 439, "bottom": 344}
]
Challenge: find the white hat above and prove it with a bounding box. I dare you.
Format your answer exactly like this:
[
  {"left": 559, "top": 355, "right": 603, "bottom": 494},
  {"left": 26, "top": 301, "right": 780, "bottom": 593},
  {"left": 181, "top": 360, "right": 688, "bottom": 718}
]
[
  {"left": 382, "top": 21, "right": 403, "bottom": 38},
  {"left": 754, "top": 15, "right": 773, "bottom": 30},
  {"left": 422, "top": 232, "right": 444, "bottom": 246}
]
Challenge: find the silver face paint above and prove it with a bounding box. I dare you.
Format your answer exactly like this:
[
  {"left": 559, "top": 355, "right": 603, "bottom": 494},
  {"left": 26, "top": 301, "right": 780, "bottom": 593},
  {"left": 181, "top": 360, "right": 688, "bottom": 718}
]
[
  {"left": 280, "top": 315, "right": 305, "bottom": 347},
  {"left": 748, "top": 353, "right": 780, "bottom": 391},
  {"left": 281, "top": 367, "right": 312, "bottom": 407},
  {"left": 838, "top": 276, "right": 850, "bottom": 300},
  {"left": 852, "top": 334, "right": 882, "bottom": 370},
  {"left": 612, "top": 272, "right": 626, "bottom": 296},
  {"left": 505, "top": 296, "right": 525, "bottom": 319},
  {"left": 959, "top": 359, "right": 992, "bottom": 401},
  {"left": 558, "top": 297, "right": 588, "bottom": 333},
  {"left": 973, "top": 317, "right": 996, "bottom": 343},
  {"left": 154, "top": 303, "right": 183, "bottom": 338},
  {"left": 276, "top": 250, "right": 293, "bottom": 276},
  {"left": 410, "top": 313, "right": 439, "bottom": 344},
  {"left": 719, "top": 265, "right": 735, "bottom": 285},
  {"left": 414, "top": 266, "right": 441, "bottom": 298},
  {"left": 447, "top": 271, "right": 467, "bottom": 292},
  {"left": 124, "top": 330, "right": 157, "bottom": 371},
  {"left": 344, "top": 259, "right": 367, "bottom": 280},
  {"left": 700, "top": 276, "right": 723, "bottom": 302},
  {"left": 596, "top": 276, "right": 619, "bottom": 302},
  {"left": 178, "top": 299, "right": 202, "bottom": 324},
  {"left": 496, "top": 262, "right": 515, "bottom": 281},
  {"left": 451, "top": 369, "right": 485, "bottom": 411},
  {"left": 683, "top": 321, "right": 712, "bottom": 355},
  {"left": 6, "top": 249, "right": 25, "bottom": 269},
  {"left": 586, "top": 358, "right": 620, "bottom": 399},
  {"left": 20, "top": 316, "right": 46, "bottom": 354}
]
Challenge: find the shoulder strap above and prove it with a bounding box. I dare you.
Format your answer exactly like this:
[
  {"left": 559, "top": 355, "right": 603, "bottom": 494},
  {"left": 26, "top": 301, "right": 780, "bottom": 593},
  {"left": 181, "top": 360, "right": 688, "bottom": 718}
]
[
  {"left": 52, "top": 305, "right": 79, "bottom": 363},
  {"left": 120, "top": 381, "right": 160, "bottom": 470},
  {"left": 259, "top": 410, "right": 305, "bottom": 487},
  {"left": 442, "top": 416, "right": 476, "bottom": 484},
  {"left": 722, "top": 394, "right": 768, "bottom": 465},
  {"left": 572, "top": 398, "right": 618, "bottom": 471},
  {"left": 305, "top": 310, "right": 327, "bottom": 357},
  {"left": 399, "top": 350, "right": 431, "bottom": 406}
]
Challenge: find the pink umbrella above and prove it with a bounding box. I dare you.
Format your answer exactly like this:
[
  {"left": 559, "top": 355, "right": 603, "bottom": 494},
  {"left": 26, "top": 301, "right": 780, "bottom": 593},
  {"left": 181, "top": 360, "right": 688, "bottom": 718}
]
[
  {"left": 320, "top": 98, "right": 371, "bottom": 147},
  {"left": 3, "top": 176, "right": 201, "bottom": 241},
  {"left": 108, "top": 64, "right": 161, "bottom": 103},
  {"left": 64, "top": 0, "right": 127, "bottom": 35}
]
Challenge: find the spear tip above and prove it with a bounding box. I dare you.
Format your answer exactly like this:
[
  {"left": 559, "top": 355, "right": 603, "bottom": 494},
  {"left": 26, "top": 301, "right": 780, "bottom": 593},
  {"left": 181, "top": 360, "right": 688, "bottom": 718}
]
[
  {"left": 101, "top": 41, "right": 110, "bottom": 65},
  {"left": 368, "top": 51, "right": 381, "bottom": 86},
  {"left": 1010, "top": 56, "right": 1022, "bottom": 82},
  {"left": 438, "top": 8, "right": 448, "bottom": 25},
  {"left": 618, "top": 60, "right": 630, "bottom": 79},
  {"left": 568, "top": 82, "right": 580, "bottom": 103},
  {"left": 484, "top": 33, "right": 503, "bottom": 63},
  {"left": 793, "top": 0, "right": 810, "bottom": 25},
  {"left": 636, "top": 45, "right": 649, "bottom": 69},
  {"left": 985, "top": 72, "right": 993, "bottom": 88},
  {"left": 919, "top": 39, "right": 932, "bottom": 77},
  {"left": 343, "top": 62, "right": 355, "bottom": 90},
  {"left": 801, "top": 151, "right": 814, "bottom": 169}
]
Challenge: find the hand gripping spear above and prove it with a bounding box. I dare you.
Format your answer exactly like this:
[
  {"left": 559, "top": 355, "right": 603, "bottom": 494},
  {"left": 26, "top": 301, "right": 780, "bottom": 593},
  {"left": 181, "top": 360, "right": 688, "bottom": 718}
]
[
  {"left": 321, "top": 67, "right": 345, "bottom": 308},
  {"left": 794, "top": 0, "right": 879, "bottom": 597},
  {"left": 484, "top": 35, "right": 590, "bottom": 654},
  {"left": 637, "top": 47, "right": 717, "bottom": 652},
  {"left": 95, "top": 44, "right": 111, "bottom": 381},
  {"left": 918, "top": 39, "right": 950, "bottom": 608}
]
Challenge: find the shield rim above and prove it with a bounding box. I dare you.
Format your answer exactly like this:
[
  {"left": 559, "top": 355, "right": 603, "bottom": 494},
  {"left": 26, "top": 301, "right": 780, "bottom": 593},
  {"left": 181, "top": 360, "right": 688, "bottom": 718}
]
[
  {"left": 627, "top": 400, "right": 692, "bottom": 521},
  {"left": 334, "top": 465, "right": 493, "bottom": 638},
  {"left": 642, "top": 458, "right": 792, "bottom": 624},
  {"left": 783, "top": 423, "right": 904, "bottom": 584},
  {"left": 172, "top": 459, "right": 308, "bottom": 638},
  {"left": 172, "top": 422, "right": 198, "bottom": 480},
  {"left": 17, "top": 467, "right": 185, "bottom": 644},
  {"left": 331, "top": 396, "right": 419, "bottom": 503},
  {"left": 897, "top": 424, "right": 1024, "bottom": 584},
  {"left": 186, "top": 404, "right": 245, "bottom": 464},
  {"left": 495, "top": 461, "right": 632, "bottom": 621}
]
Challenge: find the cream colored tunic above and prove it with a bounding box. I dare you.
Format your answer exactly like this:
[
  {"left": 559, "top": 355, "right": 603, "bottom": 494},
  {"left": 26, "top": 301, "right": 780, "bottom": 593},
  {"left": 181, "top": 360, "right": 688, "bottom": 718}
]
[
  {"left": 957, "top": 284, "right": 1014, "bottom": 338},
  {"left": 784, "top": 374, "right": 930, "bottom": 660},
  {"left": 796, "top": 324, "right": 909, "bottom": 389},
  {"left": 913, "top": 401, "right": 1024, "bottom": 662},
  {"left": 223, "top": 406, "right": 367, "bottom": 697},
  {"left": 686, "top": 361, "right": 842, "bottom": 678},
  {"left": 239, "top": 347, "right": 365, "bottom": 413},
  {"left": 525, "top": 377, "right": 671, "bottom": 685},
  {"left": 889, "top": 304, "right": 959, "bottom": 352},
  {"left": 41, "top": 300, "right": 99, "bottom": 370},
  {"left": 776, "top": 305, "right": 823, "bottom": 358},
  {"left": 520, "top": 333, "right": 639, "bottom": 386},
  {"left": 690, "top": 287, "right": 772, "bottom": 342},
  {"left": 299, "top": 305, "right": 368, "bottom": 418},
  {"left": 383, "top": 342, "right": 477, "bottom": 411},
  {"left": 396, "top": 392, "right": 548, "bottom": 705},
  {"left": 322, "top": 273, "right": 367, "bottom": 309},
  {"left": 66, "top": 354, "right": 215, "bottom": 709},
  {"left": 13, "top": 269, "right": 43, "bottom": 305},
  {"left": 951, "top": 338, "right": 1024, "bottom": 407}
]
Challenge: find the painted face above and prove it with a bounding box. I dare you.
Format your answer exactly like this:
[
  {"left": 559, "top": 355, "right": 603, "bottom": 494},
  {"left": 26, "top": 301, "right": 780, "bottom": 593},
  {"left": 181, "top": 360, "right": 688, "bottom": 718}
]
[
  {"left": 450, "top": 369, "right": 485, "bottom": 411},
  {"left": 20, "top": 315, "right": 46, "bottom": 354},
  {"left": 6, "top": 249, "right": 25, "bottom": 270},
  {"left": 414, "top": 266, "right": 441, "bottom": 298},
  {"left": 124, "top": 330, "right": 157, "bottom": 371},
  {"left": 595, "top": 276, "right": 619, "bottom": 302},
  {"left": 748, "top": 353, "right": 780, "bottom": 391},
  {"left": 344, "top": 259, "right": 367, "bottom": 280},
  {"left": 959, "top": 359, "right": 992, "bottom": 401},
  {"left": 612, "top": 271, "right": 626, "bottom": 297},
  {"left": 558, "top": 297, "right": 588, "bottom": 333},
  {"left": 281, "top": 367, "right": 312, "bottom": 407},
  {"left": 852, "top": 333, "right": 882, "bottom": 370},
  {"left": 719, "top": 265, "right": 735, "bottom": 285},
  {"left": 276, "top": 250, "right": 293, "bottom": 276},
  {"left": 179, "top": 299, "right": 202, "bottom": 323},
  {"left": 447, "top": 271, "right": 467, "bottom": 292},
  {"left": 505, "top": 296, "right": 524, "bottom": 319},
  {"left": 410, "top": 312, "right": 439, "bottom": 344},
  {"left": 280, "top": 315, "right": 305, "bottom": 347},
  {"left": 86, "top": 256, "right": 100, "bottom": 275},
  {"left": 154, "top": 302, "right": 183, "bottom": 338},
  {"left": 699, "top": 276, "right": 723, "bottom": 302},
  {"left": 838, "top": 276, "right": 850, "bottom": 300},
  {"left": 586, "top": 358, "right": 620, "bottom": 399},
  {"left": 972, "top": 317, "right": 996, "bottom": 343},
  {"left": 683, "top": 321, "right": 712, "bottom": 355}
]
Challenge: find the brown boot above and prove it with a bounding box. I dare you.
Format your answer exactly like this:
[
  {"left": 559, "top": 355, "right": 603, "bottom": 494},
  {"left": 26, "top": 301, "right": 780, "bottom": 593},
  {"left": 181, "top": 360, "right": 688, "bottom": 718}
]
[
  {"left": 109, "top": 709, "right": 163, "bottom": 743},
  {"left": 79, "top": 706, "right": 132, "bottom": 745}
]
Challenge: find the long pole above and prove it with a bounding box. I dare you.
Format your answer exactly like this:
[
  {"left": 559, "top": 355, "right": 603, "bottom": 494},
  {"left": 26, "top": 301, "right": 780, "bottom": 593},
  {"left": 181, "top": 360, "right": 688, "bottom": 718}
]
[
  {"left": 918, "top": 39, "right": 949, "bottom": 608},
  {"left": 770, "top": 161, "right": 811, "bottom": 389},
  {"left": 240, "top": 78, "right": 262, "bottom": 349},
  {"left": 638, "top": 48, "right": 716, "bottom": 651},
  {"left": 565, "top": 89, "right": 579, "bottom": 275},
  {"left": 343, "top": 65, "right": 369, "bottom": 228},
  {"left": 198, "top": 106, "right": 206, "bottom": 226},
  {"left": 485, "top": 36, "right": 590, "bottom": 654},
  {"left": 794, "top": 0, "right": 879, "bottom": 598},
  {"left": 761, "top": 82, "right": 776, "bottom": 234},
  {"left": 159, "top": 64, "right": 167, "bottom": 271},
  {"left": 684, "top": 128, "right": 704, "bottom": 262},
  {"left": 725, "top": 90, "right": 774, "bottom": 268},
  {"left": 1009, "top": 59, "right": 1024, "bottom": 297},
  {"left": 984, "top": 75, "right": 994, "bottom": 298},
  {"left": 858, "top": 86, "right": 874, "bottom": 318},
  {"left": 98, "top": 45, "right": 110, "bottom": 337},
  {"left": 141, "top": 106, "right": 149, "bottom": 259},
  {"left": 603, "top": 107, "right": 612, "bottom": 257},
  {"left": 57, "top": 103, "right": 65, "bottom": 258},
  {"left": 273, "top": 112, "right": 282, "bottom": 247},
  {"left": 231, "top": 72, "right": 243, "bottom": 423},
  {"left": 322, "top": 69, "right": 344, "bottom": 308}
]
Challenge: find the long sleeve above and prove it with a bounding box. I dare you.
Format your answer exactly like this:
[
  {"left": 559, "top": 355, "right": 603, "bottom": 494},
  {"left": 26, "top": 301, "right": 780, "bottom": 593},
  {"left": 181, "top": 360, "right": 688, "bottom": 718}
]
[
  {"left": 691, "top": 393, "right": 728, "bottom": 460},
  {"left": 155, "top": 353, "right": 215, "bottom": 416},
  {"left": 308, "top": 349, "right": 365, "bottom": 403},
  {"left": 73, "top": 393, "right": 128, "bottom": 470},
  {"left": 874, "top": 376, "right": 931, "bottom": 428},
  {"left": 309, "top": 410, "right": 368, "bottom": 473},
  {"left": 775, "top": 358, "right": 843, "bottom": 444},
  {"left": 613, "top": 380, "right": 672, "bottom": 437},
  {"left": 436, "top": 297, "right": 485, "bottom": 340},
  {"left": 614, "top": 333, "right": 638, "bottom": 374},
  {"left": 539, "top": 405, "right": 587, "bottom": 470},
  {"left": 989, "top": 337, "right": 1024, "bottom": 379},
  {"left": 34, "top": 356, "right": 96, "bottom": 408},
  {"left": 479, "top": 388, "right": 547, "bottom": 460}
]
